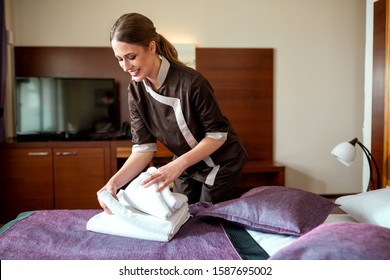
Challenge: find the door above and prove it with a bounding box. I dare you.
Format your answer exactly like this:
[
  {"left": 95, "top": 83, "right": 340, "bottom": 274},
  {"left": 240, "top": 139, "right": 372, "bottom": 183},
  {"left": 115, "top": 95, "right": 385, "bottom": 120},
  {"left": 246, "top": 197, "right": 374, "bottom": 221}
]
[
  {"left": 0, "top": 148, "right": 54, "bottom": 223},
  {"left": 53, "top": 147, "right": 106, "bottom": 209}
]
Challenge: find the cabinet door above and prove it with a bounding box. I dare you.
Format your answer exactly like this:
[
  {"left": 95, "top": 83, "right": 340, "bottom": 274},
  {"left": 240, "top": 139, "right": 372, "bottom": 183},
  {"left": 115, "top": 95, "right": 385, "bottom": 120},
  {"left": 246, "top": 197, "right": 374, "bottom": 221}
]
[
  {"left": 53, "top": 148, "right": 105, "bottom": 209},
  {"left": 0, "top": 148, "right": 54, "bottom": 223}
]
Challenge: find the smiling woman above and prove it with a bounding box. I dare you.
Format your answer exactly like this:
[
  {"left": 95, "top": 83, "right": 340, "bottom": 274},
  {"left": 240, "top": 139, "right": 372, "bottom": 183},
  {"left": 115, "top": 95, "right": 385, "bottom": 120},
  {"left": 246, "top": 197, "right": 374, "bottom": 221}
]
[{"left": 96, "top": 12, "right": 248, "bottom": 210}]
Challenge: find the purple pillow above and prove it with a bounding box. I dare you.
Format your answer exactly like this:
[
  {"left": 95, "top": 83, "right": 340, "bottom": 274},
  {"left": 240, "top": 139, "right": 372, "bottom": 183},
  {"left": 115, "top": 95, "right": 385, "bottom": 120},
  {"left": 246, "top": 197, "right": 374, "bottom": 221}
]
[
  {"left": 196, "top": 186, "right": 337, "bottom": 236},
  {"left": 269, "top": 222, "right": 390, "bottom": 260}
]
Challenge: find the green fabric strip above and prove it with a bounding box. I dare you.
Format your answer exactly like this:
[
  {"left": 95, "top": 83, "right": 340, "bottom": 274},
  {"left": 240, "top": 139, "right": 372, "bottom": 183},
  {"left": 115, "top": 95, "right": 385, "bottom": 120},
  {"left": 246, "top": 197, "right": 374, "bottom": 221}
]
[
  {"left": 0, "top": 211, "right": 36, "bottom": 234},
  {"left": 222, "top": 220, "right": 270, "bottom": 260}
]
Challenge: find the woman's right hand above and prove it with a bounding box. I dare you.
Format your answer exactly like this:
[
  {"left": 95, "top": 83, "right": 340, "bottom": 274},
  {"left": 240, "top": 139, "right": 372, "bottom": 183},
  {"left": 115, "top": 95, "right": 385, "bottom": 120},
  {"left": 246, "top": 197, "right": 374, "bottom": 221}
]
[
  {"left": 97, "top": 183, "right": 118, "bottom": 214},
  {"left": 96, "top": 150, "right": 155, "bottom": 214}
]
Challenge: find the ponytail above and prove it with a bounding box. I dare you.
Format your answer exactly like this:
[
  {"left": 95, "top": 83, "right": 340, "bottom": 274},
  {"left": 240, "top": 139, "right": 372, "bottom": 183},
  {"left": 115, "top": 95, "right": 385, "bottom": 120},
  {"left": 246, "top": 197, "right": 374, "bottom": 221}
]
[{"left": 157, "top": 34, "right": 186, "bottom": 66}]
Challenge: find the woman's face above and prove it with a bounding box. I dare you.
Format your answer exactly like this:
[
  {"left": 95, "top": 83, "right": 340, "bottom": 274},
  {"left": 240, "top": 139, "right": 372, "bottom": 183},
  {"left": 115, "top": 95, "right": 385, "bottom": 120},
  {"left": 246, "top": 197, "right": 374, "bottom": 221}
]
[{"left": 112, "top": 39, "right": 158, "bottom": 83}]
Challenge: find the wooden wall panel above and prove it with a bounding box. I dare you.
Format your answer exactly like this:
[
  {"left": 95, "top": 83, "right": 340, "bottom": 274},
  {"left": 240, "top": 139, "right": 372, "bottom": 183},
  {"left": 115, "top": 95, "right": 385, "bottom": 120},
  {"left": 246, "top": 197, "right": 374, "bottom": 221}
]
[
  {"left": 384, "top": 0, "right": 390, "bottom": 187},
  {"left": 196, "top": 48, "right": 274, "bottom": 160},
  {"left": 372, "top": 0, "right": 386, "bottom": 188}
]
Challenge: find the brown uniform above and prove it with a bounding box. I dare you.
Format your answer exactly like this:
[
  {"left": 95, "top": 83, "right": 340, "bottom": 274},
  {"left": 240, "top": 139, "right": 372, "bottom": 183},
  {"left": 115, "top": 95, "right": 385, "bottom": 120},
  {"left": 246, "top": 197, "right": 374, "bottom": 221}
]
[{"left": 128, "top": 56, "right": 247, "bottom": 203}]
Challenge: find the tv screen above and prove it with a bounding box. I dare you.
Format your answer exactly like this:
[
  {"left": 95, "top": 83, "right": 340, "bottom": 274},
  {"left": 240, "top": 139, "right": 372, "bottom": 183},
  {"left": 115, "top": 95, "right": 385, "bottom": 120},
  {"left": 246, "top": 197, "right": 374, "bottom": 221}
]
[{"left": 14, "top": 77, "right": 119, "bottom": 140}]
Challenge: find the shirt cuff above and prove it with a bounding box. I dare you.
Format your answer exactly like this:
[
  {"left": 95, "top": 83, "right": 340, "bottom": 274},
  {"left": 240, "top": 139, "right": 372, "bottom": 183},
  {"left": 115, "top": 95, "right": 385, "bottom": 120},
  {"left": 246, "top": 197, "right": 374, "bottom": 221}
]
[
  {"left": 132, "top": 143, "right": 157, "bottom": 153},
  {"left": 206, "top": 132, "right": 227, "bottom": 141}
]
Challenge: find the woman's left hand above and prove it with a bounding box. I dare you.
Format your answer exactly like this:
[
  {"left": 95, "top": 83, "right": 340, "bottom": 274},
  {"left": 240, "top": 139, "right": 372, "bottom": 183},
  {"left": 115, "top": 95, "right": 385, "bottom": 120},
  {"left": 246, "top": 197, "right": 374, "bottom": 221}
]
[
  {"left": 141, "top": 160, "right": 186, "bottom": 191},
  {"left": 142, "top": 137, "right": 224, "bottom": 191}
]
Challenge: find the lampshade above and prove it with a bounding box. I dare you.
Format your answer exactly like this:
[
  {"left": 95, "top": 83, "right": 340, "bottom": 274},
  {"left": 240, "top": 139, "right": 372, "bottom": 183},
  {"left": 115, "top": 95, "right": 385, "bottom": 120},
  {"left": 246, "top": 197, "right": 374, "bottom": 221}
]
[
  {"left": 331, "top": 137, "right": 381, "bottom": 191},
  {"left": 331, "top": 141, "right": 357, "bottom": 166}
]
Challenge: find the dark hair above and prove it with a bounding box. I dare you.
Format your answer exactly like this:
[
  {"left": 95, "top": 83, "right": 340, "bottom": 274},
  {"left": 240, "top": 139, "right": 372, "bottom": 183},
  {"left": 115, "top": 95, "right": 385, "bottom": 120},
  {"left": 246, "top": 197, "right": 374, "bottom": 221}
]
[{"left": 110, "top": 13, "right": 185, "bottom": 66}]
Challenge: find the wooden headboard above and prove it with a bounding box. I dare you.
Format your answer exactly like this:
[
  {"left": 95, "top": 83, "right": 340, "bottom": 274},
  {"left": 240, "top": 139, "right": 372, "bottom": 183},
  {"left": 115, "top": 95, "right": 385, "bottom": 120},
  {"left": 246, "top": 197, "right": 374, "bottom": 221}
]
[{"left": 14, "top": 47, "right": 274, "bottom": 161}]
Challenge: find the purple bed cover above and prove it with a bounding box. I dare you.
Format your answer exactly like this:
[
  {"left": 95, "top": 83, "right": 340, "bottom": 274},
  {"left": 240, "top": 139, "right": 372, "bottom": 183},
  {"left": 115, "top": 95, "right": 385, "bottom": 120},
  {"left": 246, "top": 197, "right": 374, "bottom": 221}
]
[{"left": 0, "top": 209, "right": 241, "bottom": 260}]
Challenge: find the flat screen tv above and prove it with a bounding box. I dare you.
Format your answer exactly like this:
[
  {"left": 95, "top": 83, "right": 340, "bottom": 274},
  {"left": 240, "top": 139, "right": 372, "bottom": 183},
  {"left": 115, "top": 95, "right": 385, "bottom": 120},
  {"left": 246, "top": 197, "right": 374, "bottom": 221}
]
[{"left": 14, "top": 77, "right": 119, "bottom": 141}]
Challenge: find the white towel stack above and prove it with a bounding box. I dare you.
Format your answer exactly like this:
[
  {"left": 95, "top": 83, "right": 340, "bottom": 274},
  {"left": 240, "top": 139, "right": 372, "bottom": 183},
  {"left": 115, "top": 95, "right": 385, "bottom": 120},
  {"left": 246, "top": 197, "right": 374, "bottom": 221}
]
[{"left": 86, "top": 167, "right": 190, "bottom": 242}]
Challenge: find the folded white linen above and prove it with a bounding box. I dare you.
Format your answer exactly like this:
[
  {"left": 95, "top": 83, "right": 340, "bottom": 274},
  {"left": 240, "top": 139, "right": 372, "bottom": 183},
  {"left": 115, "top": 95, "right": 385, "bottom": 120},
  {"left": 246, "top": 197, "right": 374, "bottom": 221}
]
[
  {"left": 122, "top": 167, "right": 188, "bottom": 219},
  {"left": 87, "top": 190, "right": 190, "bottom": 242},
  {"left": 86, "top": 167, "right": 191, "bottom": 242}
]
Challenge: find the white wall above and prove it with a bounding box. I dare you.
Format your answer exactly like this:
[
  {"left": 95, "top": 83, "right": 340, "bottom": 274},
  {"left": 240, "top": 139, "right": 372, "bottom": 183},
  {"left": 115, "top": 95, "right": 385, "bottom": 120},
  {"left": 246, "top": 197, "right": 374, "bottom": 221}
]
[
  {"left": 6, "top": 0, "right": 367, "bottom": 194},
  {"left": 363, "top": 0, "right": 376, "bottom": 192}
]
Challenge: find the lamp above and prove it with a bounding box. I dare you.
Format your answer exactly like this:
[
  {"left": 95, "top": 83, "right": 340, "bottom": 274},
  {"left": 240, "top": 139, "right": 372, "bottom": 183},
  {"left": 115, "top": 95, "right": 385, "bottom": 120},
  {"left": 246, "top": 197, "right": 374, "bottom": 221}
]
[{"left": 331, "top": 137, "right": 381, "bottom": 192}]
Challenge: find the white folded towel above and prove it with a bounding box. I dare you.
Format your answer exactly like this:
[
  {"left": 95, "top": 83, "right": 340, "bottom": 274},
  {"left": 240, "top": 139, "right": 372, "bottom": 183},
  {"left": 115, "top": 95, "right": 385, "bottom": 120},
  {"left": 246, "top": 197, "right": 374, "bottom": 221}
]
[
  {"left": 86, "top": 167, "right": 191, "bottom": 242},
  {"left": 122, "top": 167, "right": 188, "bottom": 219},
  {"left": 87, "top": 191, "right": 190, "bottom": 242}
]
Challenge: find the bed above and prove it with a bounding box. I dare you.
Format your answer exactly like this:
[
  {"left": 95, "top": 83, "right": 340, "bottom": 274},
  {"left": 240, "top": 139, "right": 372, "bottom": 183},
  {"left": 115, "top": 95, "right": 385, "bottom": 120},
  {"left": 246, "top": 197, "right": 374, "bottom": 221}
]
[{"left": 1, "top": 185, "right": 389, "bottom": 260}]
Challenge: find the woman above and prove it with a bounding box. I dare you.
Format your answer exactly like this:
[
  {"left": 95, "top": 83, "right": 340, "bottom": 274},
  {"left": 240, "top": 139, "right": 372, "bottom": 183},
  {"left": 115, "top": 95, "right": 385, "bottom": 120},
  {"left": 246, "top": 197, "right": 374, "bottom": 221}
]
[{"left": 98, "top": 13, "right": 247, "bottom": 213}]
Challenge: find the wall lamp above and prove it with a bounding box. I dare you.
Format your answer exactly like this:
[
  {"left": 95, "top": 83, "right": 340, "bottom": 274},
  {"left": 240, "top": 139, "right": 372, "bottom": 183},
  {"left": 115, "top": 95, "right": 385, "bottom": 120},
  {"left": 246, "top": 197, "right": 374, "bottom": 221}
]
[{"left": 331, "top": 137, "right": 381, "bottom": 192}]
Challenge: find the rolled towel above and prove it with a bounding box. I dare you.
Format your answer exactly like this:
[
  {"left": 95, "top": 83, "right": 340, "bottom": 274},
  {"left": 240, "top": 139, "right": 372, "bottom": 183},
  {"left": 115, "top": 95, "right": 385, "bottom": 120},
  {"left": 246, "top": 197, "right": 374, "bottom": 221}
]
[
  {"left": 146, "top": 167, "right": 188, "bottom": 210},
  {"left": 122, "top": 167, "right": 187, "bottom": 219},
  {"left": 98, "top": 191, "right": 137, "bottom": 220},
  {"left": 146, "top": 167, "right": 185, "bottom": 209},
  {"left": 160, "top": 186, "right": 187, "bottom": 210}
]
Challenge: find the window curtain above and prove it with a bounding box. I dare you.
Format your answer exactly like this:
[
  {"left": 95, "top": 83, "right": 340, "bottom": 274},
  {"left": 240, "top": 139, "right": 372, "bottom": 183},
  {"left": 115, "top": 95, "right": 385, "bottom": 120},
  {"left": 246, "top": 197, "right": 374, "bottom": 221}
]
[{"left": 0, "top": 0, "right": 6, "bottom": 142}]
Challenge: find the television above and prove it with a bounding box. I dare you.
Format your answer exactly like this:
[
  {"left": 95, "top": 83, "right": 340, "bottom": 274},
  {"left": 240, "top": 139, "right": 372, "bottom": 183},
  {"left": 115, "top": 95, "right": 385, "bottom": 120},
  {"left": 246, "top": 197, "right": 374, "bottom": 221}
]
[{"left": 14, "top": 77, "right": 119, "bottom": 141}]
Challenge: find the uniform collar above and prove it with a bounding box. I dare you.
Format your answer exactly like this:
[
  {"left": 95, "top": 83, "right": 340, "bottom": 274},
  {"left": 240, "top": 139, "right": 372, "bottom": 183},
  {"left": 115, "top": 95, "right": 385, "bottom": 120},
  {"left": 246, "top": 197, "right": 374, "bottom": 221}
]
[{"left": 156, "top": 56, "right": 170, "bottom": 85}]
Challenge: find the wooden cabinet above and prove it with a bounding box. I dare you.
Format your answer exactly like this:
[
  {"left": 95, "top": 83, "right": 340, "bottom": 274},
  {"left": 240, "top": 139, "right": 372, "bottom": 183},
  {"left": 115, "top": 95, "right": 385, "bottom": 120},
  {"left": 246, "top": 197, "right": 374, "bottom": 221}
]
[
  {"left": 0, "top": 141, "right": 110, "bottom": 223},
  {"left": 53, "top": 147, "right": 108, "bottom": 209},
  {"left": 0, "top": 148, "right": 54, "bottom": 223}
]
